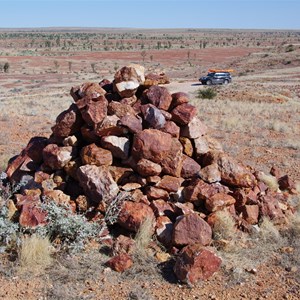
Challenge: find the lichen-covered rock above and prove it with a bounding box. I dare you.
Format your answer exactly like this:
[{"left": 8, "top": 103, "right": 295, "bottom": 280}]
[{"left": 43, "top": 144, "right": 74, "bottom": 170}]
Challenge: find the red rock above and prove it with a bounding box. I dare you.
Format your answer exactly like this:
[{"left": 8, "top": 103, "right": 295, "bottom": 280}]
[
  {"left": 114, "top": 66, "right": 142, "bottom": 98},
  {"left": 119, "top": 95, "right": 138, "bottom": 106},
  {"left": 205, "top": 193, "right": 236, "bottom": 213},
  {"left": 181, "top": 155, "right": 201, "bottom": 179},
  {"left": 119, "top": 114, "right": 143, "bottom": 134},
  {"left": 95, "top": 115, "right": 127, "bottom": 137},
  {"left": 145, "top": 85, "right": 172, "bottom": 111},
  {"left": 77, "top": 165, "right": 119, "bottom": 204},
  {"left": 170, "top": 92, "right": 189, "bottom": 109},
  {"left": 278, "top": 175, "right": 295, "bottom": 191},
  {"left": 81, "top": 143, "right": 113, "bottom": 166},
  {"left": 77, "top": 95, "right": 108, "bottom": 127},
  {"left": 34, "top": 171, "right": 50, "bottom": 183},
  {"left": 136, "top": 158, "right": 162, "bottom": 177},
  {"left": 259, "top": 193, "right": 285, "bottom": 222},
  {"left": 141, "top": 104, "right": 166, "bottom": 129},
  {"left": 179, "top": 137, "right": 193, "bottom": 157},
  {"left": 160, "top": 110, "right": 172, "bottom": 121},
  {"left": 171, "top": 103, "right": 197, "bottom": 125},
  {"left": 43, "top": 190, "right": 71, "bottom": 207},
  {"left": 19, "top": 203, "right": 47, "bottom": 228},
  {"left": 174, "top": 244, "right": 222, "bottom": 284},
  {"left": 144, "top": 73, "right": 170, "bottom": 86},
  {"left": 80, "top": 124, "right": 99, "bottom": 143},
  {"left": 6, "top": 137, "right": 47, "bottom": 181},
  {"left": 132, "top": 129, "right": 183, "bottom": 177},
  {"left": 156, "top": 175, "right": 183, "bottom": 193},
  {"left": 108, "top": 166, "right": 134, "bottom": 184},
  {"left": 180, "top": 117, "right": 208, "bottom": 139},
  {"left": 203, "top": 151, "right": 256, "bottom": 188},
  {"left": 270, "top": 166, "right": 281, "bottom": 179},
  {"left": 106, "top": 253, "right": 133, "bottom": 273},
  {"left": 108, "top": 101, "right": 136, "bottom": 118},
  {"left": 156, "top": 216, "right": 173, "bottom": 247},
  {"left": 150, "top": 200, "right": 175, "bottom": 218},
  {"left": 70, "top": 82, "right": 106, "bottom": 101},
  {"left": 172, "top": 213, "right": 212, "bottom": 247},
  {"left": 113, "top": 235, "right": 136, "bottom": 255},
  {"left": 121, "top": 183, "right": 141, "bottom": 191},
  {"left": 101, "top": 136, "right": 130, "bottom": 160},
  {"left": 43, "top": 144, "right": 73, "bottom": 170},
  {"left": 51, "top": 104, "right": 83, "bottom": 137},
  {"left": 183, "top": 178, "right": 225, "bottom": 203},
  {"left": 173, "top": 202, "right": 195, "bottom": 216},
  {"left": 194, "top": 136, "right": 223, "bottom": 159},
  {"left": 146, "top": 175, "right": 162, "bottom": 185},
  {"left": 241, "top": 205, "right": 259, "bottom": 225},
  {"left": 99, "top": 79, "right": 112, "bottom": 92},
  {"left": 146, "top": 186, "right": 169, "bottom": 201},
  {"left": 117, "top": 201, "right": 155, "bottom": 232},
  {"left": 199, "top": 163, "right": 221, "bottom": 183},
  {"left": 161, "top": 121, "right": 180, "bottom": 138}
]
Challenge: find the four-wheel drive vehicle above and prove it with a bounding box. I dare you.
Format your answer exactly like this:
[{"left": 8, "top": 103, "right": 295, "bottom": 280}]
[{"left": 199, "top": 69, "right": 233, "bottom": 85}]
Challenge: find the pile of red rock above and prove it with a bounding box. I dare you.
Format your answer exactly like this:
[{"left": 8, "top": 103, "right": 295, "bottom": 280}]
[{"left": 5, "top": 64, "right": 297, "bottom": 284}]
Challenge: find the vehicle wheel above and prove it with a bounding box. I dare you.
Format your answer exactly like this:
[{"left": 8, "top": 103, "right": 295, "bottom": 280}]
[
  {"left": 224, "top": 79, "right": 229, "bottom": 85},
  {"left": 206, "top": 80, "right": 212, "bottom": 85}
]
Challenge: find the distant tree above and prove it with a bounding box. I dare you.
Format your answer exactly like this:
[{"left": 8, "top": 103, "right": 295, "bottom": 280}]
[
  {"left": 141, "top": 50, "right": 147, "bottom": 62},
  {"left": 3, "top": 62, "right": 10, "bottom": 73},
  {"left": 68, "top": 61, "right": 72, "bottom": 72},
  {"left": 53, "top": 60, "right": 59, "bottom": 72},
  {"left": 150, "top": 55, "right": 153, "bottom": 62},
  {"left": 91, "top": 63, "right": 96, "bottom": 73}
]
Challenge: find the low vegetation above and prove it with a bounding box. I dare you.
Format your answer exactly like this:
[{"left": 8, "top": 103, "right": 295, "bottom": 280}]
[{"left": 197, "top": 87, "right": 217, "bottom": 99}]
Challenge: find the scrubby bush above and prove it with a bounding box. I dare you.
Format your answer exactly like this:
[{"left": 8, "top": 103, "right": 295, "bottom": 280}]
[{"left": 197, "top": 87, "right": 217, "bottom": 99}]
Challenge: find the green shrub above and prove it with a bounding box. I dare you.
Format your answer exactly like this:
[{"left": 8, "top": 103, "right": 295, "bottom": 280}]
[{"left": 197, "top": 87, "right": 217, "bottom": 99}]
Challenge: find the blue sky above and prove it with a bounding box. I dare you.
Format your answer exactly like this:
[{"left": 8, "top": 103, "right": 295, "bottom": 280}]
[{"left": 0, "top": 0, "right": 299, "bottom": 29}]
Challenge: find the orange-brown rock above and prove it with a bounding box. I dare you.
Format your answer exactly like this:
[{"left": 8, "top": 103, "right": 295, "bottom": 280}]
[
  {"left": 156, "top": 175, "right": 183, "bottom": 193},
  {"left": 170, "top": 92, "right": 189, "bottom": 109},
  {"left": 179, "top": 137, "right": 193, "bottom": 157},
  {"left": 70, "top": 82, "right": 106, "bottom": 101},
  {"left": 136, "top": 158, "right": 162, "bottom": 177},
  {"left": 174, "top": 244, "right": 222, "bottom": 284},
  {"left": 42, "top": 144, "right": 74, "bottom": 170},
  {"left": 205, "top": 193, "right": 236, "bottom": 213},
  {"left": 106, "top": 253, "right": 133, "bottom": 273},
  {"left": 161, "top": 121, "right": 180, "bottom": 138},
  {"left": 81, "top": 143, "right": 113, "bottom": 166},
  {"left": 132, "top": 129, "right": 183, "bottom": 177},
  {"left": 203, "top": 151, "right": 256, "bottom": 188},
  {"left": 108, "top": 101, "right": 136, "bottom": 118},
  {"left": 199, "top": 163, "right": 221, "bottom": 183},
  {"left": 150, "top": 199, "right": 175, "bottom": 218},
  {"left": 171, "top": 103, "right": 197, "bottom": 125},
  {"left": 146, "top": 186, "right": 169, "bottom": 201},
  {"left": 51, "top": 104, "right": 83, "bottom": 137},
  {"left": 241, "top": 205, "right": 259, "bottom": 224},
  {"left": 117, "top": 201, "right": 155, "bottom": 232},
  {"left": 76, "top": 95, "right": 108, "bottom": 127},
  {"left": 145, "top": 85, "right": 172, "bottom": 111}
]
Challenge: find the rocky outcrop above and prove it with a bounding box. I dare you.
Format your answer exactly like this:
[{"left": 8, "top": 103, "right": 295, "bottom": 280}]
[{"left": 5, "top": 64, "right": 297, "bottom": 285}]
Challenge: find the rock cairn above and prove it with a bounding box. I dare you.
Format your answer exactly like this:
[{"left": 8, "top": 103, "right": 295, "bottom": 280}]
[{"left": 5, "top": 64, "right": 297, "bottom": 284}]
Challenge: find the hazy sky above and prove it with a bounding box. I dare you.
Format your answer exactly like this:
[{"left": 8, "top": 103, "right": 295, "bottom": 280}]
[{"left": 0, "top": 0, "right": 299, "bottom": 29}]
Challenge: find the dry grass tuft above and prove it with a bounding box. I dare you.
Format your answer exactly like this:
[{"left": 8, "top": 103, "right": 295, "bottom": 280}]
[
  {"left": 213, "top": 210, "right": 237, "bottom": 241},
  {"left": 259, "top": 217, "right": 281, "bottom": 243},
  {"left": 134, "top": 216, "right": 155, "bottom": 252},
  {"left": 19, "top": 235, "right": 52, "bottom": 270},
  {"left": 256, "top": 172, "right": 279, "bottom": 191}
]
